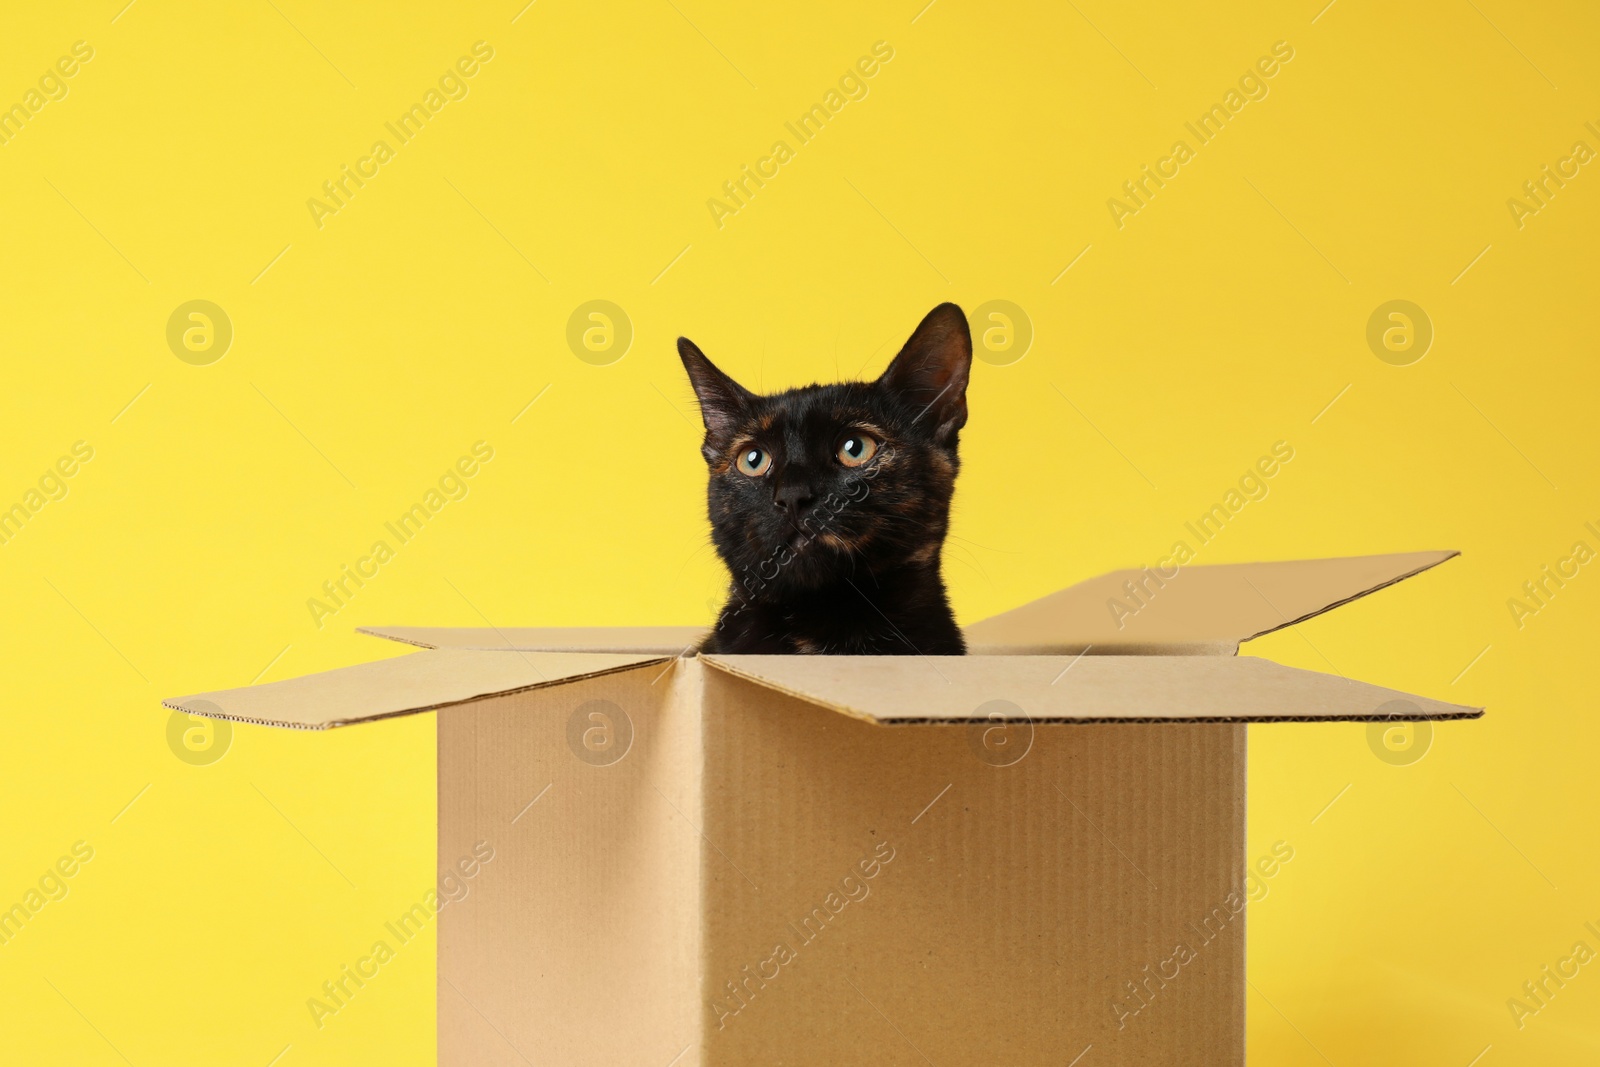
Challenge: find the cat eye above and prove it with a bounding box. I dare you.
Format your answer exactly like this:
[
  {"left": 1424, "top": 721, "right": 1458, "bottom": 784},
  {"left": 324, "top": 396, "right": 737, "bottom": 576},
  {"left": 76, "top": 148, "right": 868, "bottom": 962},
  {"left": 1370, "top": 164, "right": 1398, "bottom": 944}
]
[
  {"left": 736, "top": 446, "right": 772, "bottom": 477},
  {"left": 837, "top": 433, "right": 878, "bottom": 467}
]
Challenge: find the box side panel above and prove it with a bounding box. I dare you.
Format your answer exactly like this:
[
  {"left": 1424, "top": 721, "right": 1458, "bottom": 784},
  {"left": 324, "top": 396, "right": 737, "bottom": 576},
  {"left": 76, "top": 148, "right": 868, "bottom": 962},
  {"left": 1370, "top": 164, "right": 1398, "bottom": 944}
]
[
  {"left": 961, "top": 550, "right": 1456, "bottom": 651},
  {"left": 164, "top": 648, "right": 668, "bottom": 729},
  {"left": 438, "top": 661, "right": 703, "bottom": 1066},
  {"left": 702, "top": 653, "right": 1481, "bottom": 723},
  {"left": 698, "top": 672, "right": 1245, "bottom": 1067},
  {"left": 360, "top": 625, "right": 705, "bottom": 653}
]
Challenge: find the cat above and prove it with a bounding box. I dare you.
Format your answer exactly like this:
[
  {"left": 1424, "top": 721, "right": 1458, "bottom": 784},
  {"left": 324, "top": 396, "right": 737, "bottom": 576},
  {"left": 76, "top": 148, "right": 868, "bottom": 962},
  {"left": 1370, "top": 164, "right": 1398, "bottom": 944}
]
[{"left": 679, "top": 302, "right": 972, "bottom": 655}]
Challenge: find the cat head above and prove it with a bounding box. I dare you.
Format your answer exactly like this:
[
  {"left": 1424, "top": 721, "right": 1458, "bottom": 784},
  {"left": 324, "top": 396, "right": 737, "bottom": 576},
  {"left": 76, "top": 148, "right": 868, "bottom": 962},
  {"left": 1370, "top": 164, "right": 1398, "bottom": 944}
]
[{"left": 678, "top": 302, "right": 972, "bottom": 598}]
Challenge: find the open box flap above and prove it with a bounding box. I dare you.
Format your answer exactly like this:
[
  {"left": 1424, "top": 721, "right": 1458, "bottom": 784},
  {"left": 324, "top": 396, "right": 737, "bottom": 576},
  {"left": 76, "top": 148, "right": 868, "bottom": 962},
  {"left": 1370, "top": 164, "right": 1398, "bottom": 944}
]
[
  {"left": 357, "top": 625, "right": 704, "bottom": 654},
  {"left": 961, "top": 550, "right": 1459, "bottom": 654},
  {"left": 701, "top": 653, "right": 1482, "bottom": 725},
  {"left": 163, "top": 648, "right": 671, "bottom": 730}
]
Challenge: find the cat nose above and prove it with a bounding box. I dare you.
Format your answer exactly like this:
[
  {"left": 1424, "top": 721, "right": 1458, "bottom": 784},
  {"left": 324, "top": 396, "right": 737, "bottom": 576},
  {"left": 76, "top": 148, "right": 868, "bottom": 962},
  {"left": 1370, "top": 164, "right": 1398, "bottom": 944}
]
[{"left": 773, "top": 483, "right": 816, "bottom": 523}]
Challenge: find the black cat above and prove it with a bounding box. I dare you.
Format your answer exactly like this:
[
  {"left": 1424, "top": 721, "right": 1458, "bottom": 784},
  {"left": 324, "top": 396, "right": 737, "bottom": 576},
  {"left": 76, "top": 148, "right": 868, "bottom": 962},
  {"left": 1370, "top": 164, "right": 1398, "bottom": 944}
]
[{"left": 679, "top": 303, "right": 971, "bottom": 655}]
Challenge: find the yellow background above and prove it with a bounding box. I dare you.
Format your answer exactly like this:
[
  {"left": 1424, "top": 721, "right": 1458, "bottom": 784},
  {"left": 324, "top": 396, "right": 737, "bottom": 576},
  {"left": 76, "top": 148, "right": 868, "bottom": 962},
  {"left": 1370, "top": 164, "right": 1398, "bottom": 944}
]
[{"left": 2, "top": 0, "right": 1597, "bottom": 1063}]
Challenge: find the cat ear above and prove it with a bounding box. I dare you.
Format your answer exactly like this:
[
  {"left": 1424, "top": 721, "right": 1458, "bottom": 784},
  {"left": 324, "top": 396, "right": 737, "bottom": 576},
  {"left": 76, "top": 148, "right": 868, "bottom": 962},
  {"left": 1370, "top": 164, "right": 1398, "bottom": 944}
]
[
  {"left": 878, "top": 303, "right": 972, "bottom": 443},
  {"left": 678, "top": 337, "right": 752, "bottom": 441}
]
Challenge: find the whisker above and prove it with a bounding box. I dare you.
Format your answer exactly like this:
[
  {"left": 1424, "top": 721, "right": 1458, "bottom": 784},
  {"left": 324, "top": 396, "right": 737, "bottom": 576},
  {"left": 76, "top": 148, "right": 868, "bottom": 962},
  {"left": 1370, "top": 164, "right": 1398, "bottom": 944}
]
[
  {"left": 947, "top": 532, "right": 1022, "bottom": 555},
  {"left": 945, "top": 540, "right": 991, "bottom": 583}
]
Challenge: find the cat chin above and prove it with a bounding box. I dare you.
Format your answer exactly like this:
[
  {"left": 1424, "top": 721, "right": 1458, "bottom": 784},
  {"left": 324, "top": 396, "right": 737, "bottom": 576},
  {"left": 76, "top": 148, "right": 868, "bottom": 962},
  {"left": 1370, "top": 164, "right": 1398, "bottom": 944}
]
[{"left": 725, "top": 538, "right": 853, "bottom": 593}]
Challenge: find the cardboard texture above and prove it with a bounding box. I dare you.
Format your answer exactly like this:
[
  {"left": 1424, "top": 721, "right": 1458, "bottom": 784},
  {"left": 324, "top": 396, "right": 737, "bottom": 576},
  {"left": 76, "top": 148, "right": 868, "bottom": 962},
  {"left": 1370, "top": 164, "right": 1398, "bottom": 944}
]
[
  {"left": 356, "top": 624, "right": 706, "bottom": 654},
  {"left": 165, "top": 648, "right": 671, "bottom": 730},
  {"left": 163, "top": 552, "right": 1482, "bottom": 1064},
  {"left": 962, "top": 549, "right": 1459, "bottom": 654},
  {"left": 701, "top": 652, "right": 1479, "bottom": 725}
]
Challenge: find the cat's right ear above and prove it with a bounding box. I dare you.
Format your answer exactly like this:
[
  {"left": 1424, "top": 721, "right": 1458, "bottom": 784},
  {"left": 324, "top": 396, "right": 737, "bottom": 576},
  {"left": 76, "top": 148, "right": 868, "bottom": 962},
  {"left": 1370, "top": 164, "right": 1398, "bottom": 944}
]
[
  {"left": 879, "top": 302, "right": 972, "bottom": 445},
  {"left": 678, "top": 337, "right": 751, "bottom": 442}
]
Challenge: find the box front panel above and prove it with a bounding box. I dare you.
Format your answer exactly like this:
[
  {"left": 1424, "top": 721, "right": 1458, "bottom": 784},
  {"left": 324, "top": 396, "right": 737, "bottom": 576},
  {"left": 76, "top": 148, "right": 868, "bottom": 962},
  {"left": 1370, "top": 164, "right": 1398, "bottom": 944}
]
[
  {"left": 698, "top": 671, "right": 1246, "bottom": 1066},
  {"left": 436, "top": 661, "right": 702, "bottom": 1066}
]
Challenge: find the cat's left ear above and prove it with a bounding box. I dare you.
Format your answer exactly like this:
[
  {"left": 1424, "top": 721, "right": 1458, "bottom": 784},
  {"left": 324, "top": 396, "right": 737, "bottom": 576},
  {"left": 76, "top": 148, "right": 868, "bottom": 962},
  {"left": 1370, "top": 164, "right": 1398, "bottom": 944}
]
[
  {"left": 879, "top": 302, "right": 972, "bottom": 444},
  {"left": 678, "top": 337, "right": 752, "bottom": 443}
]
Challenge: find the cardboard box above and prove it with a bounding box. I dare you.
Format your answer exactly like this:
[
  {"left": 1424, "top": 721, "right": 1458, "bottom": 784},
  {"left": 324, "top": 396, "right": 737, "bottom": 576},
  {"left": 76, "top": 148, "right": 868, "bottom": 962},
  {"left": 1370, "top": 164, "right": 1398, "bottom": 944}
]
[{"left": 165, "top": 550, "right": 1481, "bottom": 1066}]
